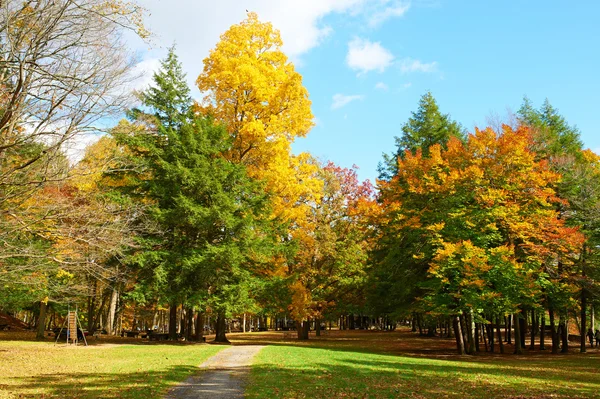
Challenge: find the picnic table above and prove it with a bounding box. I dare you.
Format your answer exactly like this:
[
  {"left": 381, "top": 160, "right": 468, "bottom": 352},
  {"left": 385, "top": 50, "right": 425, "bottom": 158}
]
[
  {"left": 148, "top": 332, "right": 170, "bottom": 341},
  {"left": 123, "top": 330, "right": 141, "bottom": 338}
]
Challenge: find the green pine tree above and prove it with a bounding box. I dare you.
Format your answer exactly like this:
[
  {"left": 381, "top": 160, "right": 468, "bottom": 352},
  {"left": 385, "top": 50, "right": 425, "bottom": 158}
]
[
  {"left": 136, "top": 45, "right": 192, "bottom": 129},
  {"left": 112, "top": 48, "right": 272, "bottom": 343},
  {"left": 379, "top": 92, "right": 464, "bottom": 179},
  {"left": 517, "top": 96, "right": 583, "bottom": 158}
]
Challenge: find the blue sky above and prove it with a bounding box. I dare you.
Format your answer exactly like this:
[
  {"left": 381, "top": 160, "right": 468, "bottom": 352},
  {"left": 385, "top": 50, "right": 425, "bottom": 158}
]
[{"left": 128, "top": 0, "right": 600, "bottom": 183}]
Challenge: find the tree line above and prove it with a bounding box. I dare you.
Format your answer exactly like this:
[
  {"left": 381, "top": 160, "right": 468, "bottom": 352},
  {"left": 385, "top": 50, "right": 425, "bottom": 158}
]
[{"left": 1, "top": 2, "right": 599, "bottom": 353}]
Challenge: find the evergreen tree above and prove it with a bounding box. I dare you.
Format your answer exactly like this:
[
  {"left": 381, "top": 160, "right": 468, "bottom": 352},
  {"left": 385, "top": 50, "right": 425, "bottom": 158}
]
[
  {"left": 112, "top": 49, "right": 271, "bottom": 343},
  {"left": 517, "top": 96, "right": 583, "bottom": 158},
  {"left": 379, "top": 92, "right": 464, "bottom": 179},
  {"left": 517, "top": 96, "right": 587, "bottom": 351},
  {"left": 136, "top": 45, "right": 192, "bottom": 129}
]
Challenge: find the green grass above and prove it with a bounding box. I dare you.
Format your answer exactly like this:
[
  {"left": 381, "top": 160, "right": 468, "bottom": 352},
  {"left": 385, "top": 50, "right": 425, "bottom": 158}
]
[
  {"left": 0, "top": 339, "right": 224, "bottom": 399},
  {"left": 243, "top": 330, "right": 600, "bottom": 399}
]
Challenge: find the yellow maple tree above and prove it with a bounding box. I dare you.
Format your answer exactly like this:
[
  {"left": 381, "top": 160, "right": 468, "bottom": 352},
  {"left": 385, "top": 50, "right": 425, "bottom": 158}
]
[{"left": 196, "top": 12, "right": 319, "bottom": 223}]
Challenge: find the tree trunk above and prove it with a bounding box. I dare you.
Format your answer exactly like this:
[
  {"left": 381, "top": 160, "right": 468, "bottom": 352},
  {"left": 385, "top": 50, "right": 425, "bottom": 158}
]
[
  {"left": 411, "top": 312, "right": 417, "bottom": 332},
  {"left": 549, "top": 307, "right": 558, "bottom": 354},
  {"left": 482, "top": 322, "right": 488, "bottom": 351},
  {"left": 459, "top": 315, "right": 469, "bottom": 353},
  {"left": 316, "top": 318, "right": 321, "bottom": 337},
  {"left": 214, "top": 312, "right": 229, "bottom": 343},
  {"left": 179, "top": 307, "right": 186, "bottom": 337},
  {"left": 106, "top": 287, "right": 119, "bottom": 335},
  {"left": 36, "top": 301, "right": 47, "bottom": 340},
  {"left": 185, "top": 307, "right": 193, "bottom": 341},
  {"left": 465, "top": 311, "right": 475, "bottom": 354},
  {"left": 591, "top": 304, "right": 595, "bottom": 331},
  {"left": 195, "top": 312, "right": 204, "bottom": 341},
  {"left": 496, "top": 317, "right": 504, "bottom": 354},
  {"left": 474, "top": 323, "right": 480, "bottom": 352},
  {"left": 507, "top": 314, "right": 512, "bottom": 344},
  {"left": 520, "top": 314, "right": 526, "bottom": 349},
  {"left": 243, "top": 313, "right": 247, "bottom": 333},
  {"left": 453, "top": 315, "right": 466, "bottom": 355},
  {"left": 87, "top": 280, "right": 97, "bottom": 332},
  {"left": 540, "top": 313, "right": 546, "bottom": 350},
  {"left": 559, "top": 313, "right": 569, "bottom": 353},
  {"left": 581, "top": 289, "right": 587, "bottom": 353},
  {"left": 530, "top": 310, "right": 537, "bottom": 350},
  {"left": 513, "top": 312, "right": 523, "bottom": 355},
  {"left": 297, "top": 320, "right": 309, "bottom": 340},
  {"left": 488, "top": 322, "right": 494, "bottom": 353},
  {"left": 168, "top": 302, "right": 178, "bottom": 340}
]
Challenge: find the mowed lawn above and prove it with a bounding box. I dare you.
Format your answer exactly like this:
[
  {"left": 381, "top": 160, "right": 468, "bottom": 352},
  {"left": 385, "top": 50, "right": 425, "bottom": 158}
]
[
  {"left": 0, "top": 334, "right": 223, "bottom": 399},
  {"left": 236, "top": 329, "right": 600, "bottom": 399}
]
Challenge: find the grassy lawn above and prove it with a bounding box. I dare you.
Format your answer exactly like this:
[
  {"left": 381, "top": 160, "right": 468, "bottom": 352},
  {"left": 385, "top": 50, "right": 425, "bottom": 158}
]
[
  {"left": 238, "top": 330, "right": 600, "bottom": 399},
  {"left": 0, "top": 334, "right": 224, "bottom": 399}
]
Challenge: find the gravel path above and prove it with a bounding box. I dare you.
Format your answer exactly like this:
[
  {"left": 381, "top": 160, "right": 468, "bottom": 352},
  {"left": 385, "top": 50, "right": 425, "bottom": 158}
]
[{"left": 164, "top": 345, "right": 265, "bottom": 399}]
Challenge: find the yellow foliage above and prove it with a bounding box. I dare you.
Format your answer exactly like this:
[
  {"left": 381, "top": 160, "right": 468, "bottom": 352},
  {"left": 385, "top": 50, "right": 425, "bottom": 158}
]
[{"left": 196, "top": 12, "right": 318, "bottom": 223}]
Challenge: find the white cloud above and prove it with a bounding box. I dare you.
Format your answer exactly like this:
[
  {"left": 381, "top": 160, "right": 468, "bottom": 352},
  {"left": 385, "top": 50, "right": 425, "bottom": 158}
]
[
  {"left": 399, "top": 57, "right": 438, "bottom": 73},
  {"left": 126, "top": 0, "right": 418, "bottom": 97},
  {"left": 375, "top": 82, "right": 389, "bottom": 91},
  {"left": 331, "top": 93, "right": 364, "bottom": 110},
  {"left": 129, "top": 58, "right": 162, "bottom": 92},
  {"left": 127, "top": 1, "right": 411, "bottom": 96},
  {"left": 369, "top": 1, "right": 410, "bottom": 27},
  {"left": 402, "top": 82, "right": 412, "bottom": 89},
  {"left": 346, "top": 38, "right": 395, "bottom": 75}
]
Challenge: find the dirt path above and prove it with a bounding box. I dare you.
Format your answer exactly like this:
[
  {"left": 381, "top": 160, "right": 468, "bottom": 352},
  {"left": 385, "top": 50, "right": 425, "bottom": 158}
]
[{"left": 165, "top": 345, "right": 265, "bottom": 399}]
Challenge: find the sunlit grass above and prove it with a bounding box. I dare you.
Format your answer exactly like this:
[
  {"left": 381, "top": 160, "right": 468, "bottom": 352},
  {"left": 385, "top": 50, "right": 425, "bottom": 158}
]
[
  {"left": 0, "top": 339, "right": 223, "bottom": 399},
  {"left": 243, "top": 329, "right": 600, "bottom": 399}
]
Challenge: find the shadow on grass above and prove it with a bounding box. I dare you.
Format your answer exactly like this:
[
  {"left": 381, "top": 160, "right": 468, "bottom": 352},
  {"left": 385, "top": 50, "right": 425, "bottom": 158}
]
[
  {"left": 7, "top": 365, "right": 200, "bottom": 399},
  {"left": 248, "top": 354, "right": 599, "bottom": 399}
]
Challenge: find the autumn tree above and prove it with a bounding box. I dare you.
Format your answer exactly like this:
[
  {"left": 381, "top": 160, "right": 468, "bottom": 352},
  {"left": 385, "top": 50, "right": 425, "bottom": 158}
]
[
  {"left": 287, "top": 162, "right": 375, "bottom": 339},
  {"left": 196, "top": 12, "right": 320, "bottom": 224},
  {"left": 376, "top": 125, "right": 583, "bottom": 354},
  {"left": 0, "top": 0, "right": 146, "bottom": 205}
]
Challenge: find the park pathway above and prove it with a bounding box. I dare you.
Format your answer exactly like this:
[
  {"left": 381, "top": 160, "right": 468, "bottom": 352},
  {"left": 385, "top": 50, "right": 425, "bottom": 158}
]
[{"left": 165, "top": 345, "right": 265, "bottom": 399}]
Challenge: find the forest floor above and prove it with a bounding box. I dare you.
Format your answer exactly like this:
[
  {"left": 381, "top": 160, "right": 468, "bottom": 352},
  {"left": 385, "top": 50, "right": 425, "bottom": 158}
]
[{"left": 2, "top": 329, "right": 600, "bottom": 398}]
